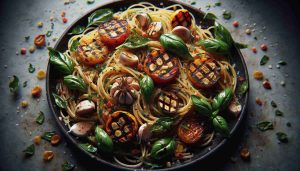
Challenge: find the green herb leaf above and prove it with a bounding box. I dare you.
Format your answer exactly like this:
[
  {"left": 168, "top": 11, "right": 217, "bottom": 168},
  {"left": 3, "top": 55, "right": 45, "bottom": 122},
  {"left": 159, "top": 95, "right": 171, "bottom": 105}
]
[
  {"left": 95, "top": 126, "right": 113, "bottom": 153},
  {"left": 52, "top": 93, "right": 67, "bottom": 109},
  {"left": 222, "top": 10, "right": 232, "bottom": 20},
  {"left": 150, "top": 138, "right": 175, "bottom": 160},
  {"left": 48, "top": 47, "right": 75, "bottom": 75},
  {"left": 191, "top": 1, "right": 196, "bottom": 5},
  {"left": 198, "top": 38, "right": 230, "bottom": 54},
  {"left": 214, "top": 2, "right": 222, "bottom": 6},
  {"left": 25, "top": 36, "right": 30, "bottom": 41},
  {"left": 62, "top": 161, "right": 75, "bottom": 171},
  {"left": 79, "top": 143, "right": 98, "bottom": 153},
  {"left": 68, "top": 25, "right": 86, "bottom": 35},
  {"left": 260, "top": 55, "right": 270, "bottom": 65},
  {"left": 46, "top": 30, "right": 53, "bottom": 37},
  {"left": 276, "top": 132, "right": 288, "bottom": 143},
  {"left": 117, "top": 29, "right": 150, "bottom": 49},
  {"left": 23, "top": 144, "right": 35, "bottom": 157},
  {"left": 214, "top": 22, "right": 233, "bottom": 47},
  {"left": 191, "top": 95, "right": 212, "bottom": 117},
  {"left": 63, "top": 75, "right": 87, "bottom": 92},
  {"left": 203, "top": 12, "right": 218, "bottom": 20},
  {"left": 212, "top": 115, "right": 230, "bottom": 137},
  {"left": 150, "top": 117, "right": 175, "bottom": 135},
  {"left": 28, "top": 63, "right": 35, "bottom": 73},
  {"left": 70, "top": 38, "right": 80, "bottom": 52},
  {"left": 88, "top": 8, "right": 113, "bottom": 27},
  {"left": 235, "top": 42, "right": 248, "bottom": 49},
  {"left": 87, "top": 0, "right": 95, "bottom": 4},
  {"left": 256, "top": 121, "right": 273, "bottom": 131},
  {"left": 212, "top": 88, "right": 233, "bottom": 111},
  {"left": 140, "top": 75, "right": 154, "bottom": 103},
  {"left": 36, "top": 111, "right": 45, "bottom": 125},
  {"left": 238, "top": 80, "right": 249, "bottom": 94},
  {"left": 271, "top": 101, "right": 277, "bottom": 108},
  {"left": 23, "top": 81, "right": 27, "bottom": 87},
  {"left": 9, "top": 75, "right": 19, "bottom": 94},
  {"left": 275, "top": 109, "right": 284, "bottom": 116},
  {"left": 277, "top": 60, "right": 287, "bottom": 65},
  {"left": 42, "top": 131, "right": 56, "bottom": 142}
]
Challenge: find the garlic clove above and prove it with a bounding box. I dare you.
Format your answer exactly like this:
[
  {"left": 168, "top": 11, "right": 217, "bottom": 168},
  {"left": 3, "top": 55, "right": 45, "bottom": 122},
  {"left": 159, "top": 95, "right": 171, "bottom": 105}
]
[
  {"left": 69, "top": 122, "right": 94, "bottom": 137},
  {"left": 228, "top": 96, "right": 242, "bottom": 117},
  {"left": 146, "top": 22, "right": 163, "bottom": 39},
  {"left": 135, "top": 13, "right": 151, "bottom": 30},
  {"left": 171, "top": 26, "right": 192, "bottom": 42},
  {"left": 138, "top": 123, "right": 152, "bottom": 141},
  {"left": 75, "top": 100, "right": 96, "bottom": 116},
  {"left": 119, "top": 51, "right": 139, "bottom": 67},
  {"left": 125, "top": 92, "right": 133, "bottom": 105}
]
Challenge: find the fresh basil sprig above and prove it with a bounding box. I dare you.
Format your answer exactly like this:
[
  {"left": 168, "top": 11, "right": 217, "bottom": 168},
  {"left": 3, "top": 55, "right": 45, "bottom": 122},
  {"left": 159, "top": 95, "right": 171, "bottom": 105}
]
[
  {"left": 117, "top": 29, "right": 150, "bottom": 49},
  {"left": 212, "top": 88, "right": 233, "bottom": 111},
  {"left": 160, "top": 34, "right": 193, "bottom": 60},
  {"left": 52, "top": 93, "right": 67, "bottom": 109},
  {"left": 150, "top": 117, "right": 174, "bottom": 135},
  {"left": 212, "top": 115, "right": 230, "bottom": 136},
  {"left": 48, "top": 47, "right": 74, "bottom": 75},
  {"left": 36, "top": 111, "right": 45, "bottom": 125},
  {"left": 79, "top": 143, "right": 98, "bottom": 153},
  {"left": 42, "top": 131, "right": 56, "bottom": 142},
  {"left": 95, "top": 126, "right": 113, "bottom": 153},
  {"left": 191, "top": 95, "right": 212, "bottom": 117},
  {"left": 198, "top": 38, "right": 230, "bottom": 55},
  {"left": 9, "top": 75, "right": 19, "bottom": 94},
  {"left": 140, "top": 75, "right": 154, "bottom": 102},
  {"left": 70, "top": 38, "right": 80, "bottom": 52},
  {"left": 214, "top": 22, "right": 233, "bottom": 46},
  {"left": 62, "top": 161, "right": 75, "bottom": 171},
  {"left": 68, "top": 25, "right": 85, "bottom": 35},
  {"left": 150, "top": 138, "right": 175, "bottom": 160},
  {"left": 87, "top": 9, "right": 113, "bottom": 27},
  {"left": 63, "top": 75, "right": 87, "bottom": 92}
]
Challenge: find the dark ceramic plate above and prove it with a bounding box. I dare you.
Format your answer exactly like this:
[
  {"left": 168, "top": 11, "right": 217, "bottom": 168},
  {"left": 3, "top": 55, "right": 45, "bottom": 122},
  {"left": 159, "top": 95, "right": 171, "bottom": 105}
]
[{"left": 46, "top": 0, "right": 249, "bottom": 170}]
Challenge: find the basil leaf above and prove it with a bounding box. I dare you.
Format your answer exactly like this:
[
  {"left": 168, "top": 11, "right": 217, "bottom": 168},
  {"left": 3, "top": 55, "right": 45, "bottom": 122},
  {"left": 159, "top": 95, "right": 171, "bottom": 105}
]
[
  {"left": 260, "top": 55, "right": 269, "bottom": 65},
  {"left": 36, "top": 111, "right": 45, "bottom": 125},
  {"left": 222, "top": 10, "right": 232, "bottom": 20},
  {"left": 87, "top": 0, "right": 95, "bottom": 4},
  {"left": 271, "top": 101, "right": 277, "bottom": 108},
  {"left": 212, "top": 115, "right": 230, "bottom": 137},
  {"left": 214, "top": 22, "right": 233, "bottom": 47},
  {"left": 203, "top": 12, "right": 218, "bottom": 20},
  {"left": 52, "top": 93, "right": 67, "bottom": 109},
  {"left": 46, "top": 30, "right": 53, "bottom": 37},
  {"left": 63, "top": 75, "right": 87, "bottom": 92},
  {"left": 212, "top": 88, "right": 233, "bottom": 111},
  {"left": 150, "top": 138, "right": 175, "bottom": 160},
  {"left": 235, "top": 42, "right": 248, "bottom": 49},
  {"left": 238, "top": 80, "right": 249, "bottom": 94},
  {"left": 23, "top": 81, "right": 28, "bottom": 87},
  {"left": 256, "top": 121, "right": 273, "bottom": 131},
  {"left": 160, "top": 34, "right": 193, "bottom": 60},
  {"left": 70, "top": 38, "right": 80, "bottom": 52},
  {"left": 9, "top": 75, "right": 19, "bottom": 94},
  {"left": 117, "top": 29, "right": 150, "bottom": 49},
  {"left": 275, "top": 109, "right": 284, "bottom": 116},
  {"left": 95, "top": 126, "right": 113, "bottom": 153},
  {"left": 79, "top": 143, "right": 98, "bottom": 153},
  {"left": 68, "top": 25, "right": 85, "bottom": 35},
  {"left": 278, "top": 60, "right": 287, "bottom": 65},
  {"left": 276, "top": 132, "right": 288, "bottom": 143},
  {"left": 28, "top": 63, "right": 35, "bottom": 73},
  {"left": 23, "top": 144, "right": 35, "bottom": 157},
  {"left": 198, "top": 38, "right": 230, "bottom": 54},
  {"left": 62, "top": 161, "right": 75, "bottom": 171},
  {"left": 140, "top": 75, "right": 154, "bottom": 102},
  {"left": 191, "top": 95, "right": 212, "bottom": 117},
  {"left": 48, "top": 47, "right": 74, "bottom": 75},
  {"left": 215, "top": 2, "right": 222, "bottom": 6},
  {"left": 150, "top": 117, "right": 174, "bottom": 134},
  {"left": 87, "top": 9, "right": 113, "bottom": 27},
  {"left": 42, "top": 131, "right": 56, "bottom": 142}
]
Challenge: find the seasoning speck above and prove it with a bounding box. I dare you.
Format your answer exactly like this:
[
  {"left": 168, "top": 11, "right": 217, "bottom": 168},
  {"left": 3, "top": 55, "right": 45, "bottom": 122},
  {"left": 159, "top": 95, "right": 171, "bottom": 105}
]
[
  {"left": 20, "top": 48, "right": 27, "bottom": 55},
  {"left": 37, "top": 21, "right": 43, "bottom": 28},
  {"left": 260, "top": 44, "right": 268, "bottom": 51},
  {"left": 245, "top": 29, "right": 251, "bottom": 35}
]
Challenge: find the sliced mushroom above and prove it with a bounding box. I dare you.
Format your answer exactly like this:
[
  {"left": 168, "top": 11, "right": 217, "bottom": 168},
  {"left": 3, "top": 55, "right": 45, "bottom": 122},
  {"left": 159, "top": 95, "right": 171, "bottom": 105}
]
[
  {"left": 119, "top": 51, "right": 139, "bottom": 67},
  {"left": 228, "top": 96, "right": 242, "bottom": 117},
  {"left": 75, "top": 100, "right": 96, "bottom": 116},
  {"left": 146, "top": 22, "right": 163, "bottom": 39},
  {"left": 69, "top": 122, "right": 94, "bottom": 137},
  {"left": 171, "top": 26, "right": 193, "bottom": 42},
  {"left": 138, "top": 123, "right": 152, "bottom": 141},
  {"left": 135, "top": 13, "right": 151, "bottom": 30}
]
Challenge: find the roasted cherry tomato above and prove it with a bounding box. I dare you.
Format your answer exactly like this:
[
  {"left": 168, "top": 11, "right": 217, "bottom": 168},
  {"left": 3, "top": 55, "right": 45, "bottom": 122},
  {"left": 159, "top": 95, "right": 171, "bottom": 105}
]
[
  {"left": 34, "top": 34, "right": 46, "bottom": 47},
  {"left": 105, "top": 111, "right": 138, "bottom": 143},
  {"left": 177, "top": 116, "right": 204, "bottom": 144},
  {"left": 144, "top": 50, "right": 179, "bottom": 84},
  {"left": 156, "top": 90, "right": 183, "bottom": 114},
  {"left": 187, "top": 58, "right": 221, "bottom": 89},
  {"left": 171, "top": 9, "right": 192, "bottom": 28},
  {"left": 98, "top": 19, "right": 130, "bottom": 47}
]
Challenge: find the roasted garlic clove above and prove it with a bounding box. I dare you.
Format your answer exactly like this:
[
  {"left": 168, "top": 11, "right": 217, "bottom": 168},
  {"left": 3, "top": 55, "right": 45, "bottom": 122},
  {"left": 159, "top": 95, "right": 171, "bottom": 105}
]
[
  {"left": 119, "top": 51, "right": 139, "bottom": 67},
  {"left": 75, "top": 100, "right": 96, "bottom": 116},
  {"left": 146, "top": 22, "right": 163, "bottom": 39},
  {"left": 138, "top": 123, "right": 152, "bottom": 141},
  {"left": 171, "top": 26, "right": 193, "bottom": 42},
  {"left": 228, "top": 96, "right": 242, "bottom": 117},
  {"left": 135, "top": 13, "right": 151, "bottom": 30},
  {"left": 69, "top": 122, "right": 94, "bottom": 137}
]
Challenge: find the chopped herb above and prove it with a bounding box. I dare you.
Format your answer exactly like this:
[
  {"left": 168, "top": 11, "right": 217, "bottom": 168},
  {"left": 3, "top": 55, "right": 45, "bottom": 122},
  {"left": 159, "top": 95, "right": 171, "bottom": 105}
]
[
  {"left": 203, "top": 12, "right": 218, "bottom": 20},
  {"left": 62, "top": 161, "right": 75, "bottom": 171},
  {"left": 235, "top": 42, "right": 248, "bottom": 49},
  {"left": 23, "top": 81, "right": 28, "bottom": 87},
  {"left": 52, "top": 93, "right": 67, "bottom": 109},
  {"left": 68, "top": 25, "right": 86, "bottom": 35},
  {"left": 23, "top": 144, "right": 35, "bottom": 157},
  {"left": 42, "top": 131, "right": 56, "bottom": 142},
  {"left": 238, "top": 80, "right": 249, "bottom": 94},
  {"left": 9, "top": 75, "right": 19, "bottom": 94},
  {"left": 286, "top": 122, "right": 291, "bottom": 127},
  {"left": 260, "top": 55, "right": 270, "bottom": 65},
  {"left": 28, "top": 63, "right": 35, "bottom": 73},
  {"left": 214, "top": 2, "right": 222, "bottom": 6},
  {"left": 36, "top": 111, "right": 45, "bottom": 125},
  {"left": 276, "top": 132, "right": 288, "bottom": 143},
  {"left": 70, "top": 38, "right": 80, "bottom": 52},
  {"left": 275, "top": 109, "right": 284, "bottom": 116},
  {"left": 278, "top": 60, "right": 287, "bottom": 65},
  {"left": 25, "top": 36, "right": 30, "bottom": 41},
  {"left": 87, "top": 0, "right": 95, "bottom": 4},
  {"left": 191, "top": 1, "right": 196, "bottom": 5},
  {"left": 271, "top": 101, "right": 277, "bottom": 108},
  {"left": 79, "top": 143, "right": 97, "bottom": 153},
  {"left": 256, "top": 121, "right": 273, "bottom": 131},
  {"left": 222, "top": 10, "right": 232, "bottom": 20},
  {"left": 46, "top": 30, "right": 53, "bottom": 37}
]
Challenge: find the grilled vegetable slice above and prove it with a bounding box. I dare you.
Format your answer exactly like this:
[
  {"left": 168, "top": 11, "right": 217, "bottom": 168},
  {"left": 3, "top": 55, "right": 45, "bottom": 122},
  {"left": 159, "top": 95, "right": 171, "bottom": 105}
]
[
  {"left": 98, "top": 19, "right": 130, "bottom": 47},
  {"left": 146, "top": 22, "right": 163, "bottom": 39},
  {"left": 144, "top": 50, "right": 179, "bottom": 84},
  {"left": 171, "top": 9, "right": 192, "bottom": 28},
  {"left": 156, "top": 91, "right": 184, "bottom": 114},
  {"left": 105, "top": 111, "right": 138, "bottom": 143},
  {"left": 187, "top": 58, "right": 221, "bottom": 89},
  {"left": 177, "top": 116, "right": 204, "bottom": 144}
]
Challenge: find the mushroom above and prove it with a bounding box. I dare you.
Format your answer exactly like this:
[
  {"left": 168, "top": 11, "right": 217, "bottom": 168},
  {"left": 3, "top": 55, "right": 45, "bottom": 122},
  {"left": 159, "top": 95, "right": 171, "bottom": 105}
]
[
  {"left": 75, "top": 100, "right": 96, "bottom": 116},
  {"left": 171, "top": 26, "right": 193, "bottom": 42},
  {"left": 228, "top": 96, "right": 242, "bottom": 117},
  {"left": 69, "top": 122, "right": 94, "bottom": 137},
  {"left": 119, "top": 51, "right": 139, "bottom": 67},
  {"left": 146, "top": 22, "right": 163, "bottom": 39},
  {"left": 138, "top": 123, "right": 152, "bottom": 142},
  {"left": 135, "top": 13, "right": 151, "bottom": 30}
]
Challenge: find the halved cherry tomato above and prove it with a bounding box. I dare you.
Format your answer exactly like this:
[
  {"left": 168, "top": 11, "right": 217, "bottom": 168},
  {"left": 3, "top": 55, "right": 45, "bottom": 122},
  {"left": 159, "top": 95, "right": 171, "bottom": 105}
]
[
  {"left": 144, "top": 50, "right": 179, "bottom": 84},
  {"left": 187, "top": 58, "right": 221, "bottom": 89},
  {"left": 177, "top": 116, "right": 204, "bottom": 144},
  {"left": 98, "top": 19, "right": 130, "bottom": 47}
]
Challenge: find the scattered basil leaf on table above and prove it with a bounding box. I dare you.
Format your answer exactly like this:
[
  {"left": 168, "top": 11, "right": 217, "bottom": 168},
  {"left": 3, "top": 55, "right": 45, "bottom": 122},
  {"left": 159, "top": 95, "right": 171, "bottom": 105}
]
[
  {"left": 256, "top": 121, "right": 273, "bottom": 131},
  {"left": 117, "top": 29, "right": 150, "bottom": 49},
  {"left": 63, "top": 75, "right": 87, "bottom": 92},
  {"left": 191, "top": 1, "right": 196, "bottom": 5},
  {"left": 23, "top": 81, "right": 27, "bottom": 88},
  {"left": 275, "top": 109, "right": 284, "bottom": 116},
  {"left": 150, "top": 138, "right": 175, "bottom": 160},
  {"left": 212, "top": 88, "right": 233, "bottom": 111},
  {"left": 95, "top": 126, "right": 113, "bottom": 153},
  {"left": 140, "top": 75, "right": 154, "bottom": 102},
  {"left": 52, "top": 93, "right": 67, "bottom": 109},
  {"left": 212, "top": 115, "right": 230, "bottom": 137},
  {"left": 260, "top": 55, "right": 270, "bottom": 65},
  {"left": 46, "top": 30, "right": 53, "bottom": 37},
  {"left": 87, "top": 8, "right": 114, "bottom": 27},
  {"left": 42, "top": 131, "right": 56, "bottom": 142},
  {"left": 48, "top": 47, "right": 74, "bottom": 75},
  {"left": 235, "top": 42, "right": 248, "bottom": 49},
  {"left": 198, "top": 38, "right": 230, "bottom": 55},
  {"left": 277, "top": 60, "right": 287, "bottom": 65},
  {"left": 203, "top": 12, "right": 218, "bottom": 20},
  {"left": 9, "top": 75, "right": 19, "bottom": 94},
  {"left": 191, "top": 95, "right": 212, "bottom": 117},
  {"left": 62, "top": 161, "right": 75, "bottom": 171},
  {"left": 150, "top": 117, "right": 174, "bottom": 134},
  {"left": 238, "top": 80, "right": 249, "bottom": 94},
  {"left": 23, "top": 144, "right": 35, "bottom": 157},
  {"left": 87, "top": 0, "right": 95, "bottom": 4},
  {"left": 70, "top": 38, "right": 80, "bottom": 52},
  {"left": 276, "top": 132, "right": 288, "bottom": 143},
  {"left": 271, "top": 101, "right": 277, "bottom": 108},
  {"left": 68, "top": 25, "right": 86, "bottom": 35},
  {"left": 36, "top": 111, "right": 45, "bottom": 125},
  {"left": 222, "top": 10, "right": 232, "bottom": 20},
  {"left": 28, "top": 63, "right": 35, "bottom": 73},
  {"left": 215, "top": 2, "right": 222, "bottom": 6},
  {"left": 79, "top": 143, "right": 98, "bottom": 153}
]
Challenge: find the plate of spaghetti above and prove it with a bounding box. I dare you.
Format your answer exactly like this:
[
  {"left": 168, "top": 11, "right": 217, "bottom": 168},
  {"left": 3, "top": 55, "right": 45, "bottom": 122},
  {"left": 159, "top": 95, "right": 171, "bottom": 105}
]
[{"left": 46, "top": 0, "right": 249, "bottom": 170}]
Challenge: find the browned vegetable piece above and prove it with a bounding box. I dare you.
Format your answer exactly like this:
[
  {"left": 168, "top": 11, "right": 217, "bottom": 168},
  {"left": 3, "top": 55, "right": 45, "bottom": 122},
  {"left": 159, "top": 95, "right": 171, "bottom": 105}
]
[
  {"left": 34, "top": 34, "right": 46, "bottom": 47},
  {"left": 177, "top": 116, "right": 204, "bottom": 144},
  {"left": 157, "top": 91, "right": 183, "bottom": 114},
  {"left": 240, "top": 148, "right": 250, "bottom": 161},
  {"left": 31, "top": 86, "right": 42, "bottom": 98},
  {"left": 51, "top": 134, "right": 61, "bottom": 145},
  {"left": 33, "top": 135, "right": 41, "bottom": 145},
  {"left": 43, "top": 151, "right": 54, "bottom": 161},
  {"left": 171, "top": 9, "right": 192, "bottom": 28}
]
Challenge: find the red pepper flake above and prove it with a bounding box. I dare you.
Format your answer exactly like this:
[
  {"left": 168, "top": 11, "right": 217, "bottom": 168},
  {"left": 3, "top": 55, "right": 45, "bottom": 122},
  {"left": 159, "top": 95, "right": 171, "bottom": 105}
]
[
  {"left": 263, "top": 80, "right": 272, "bottom": 89},
  {"left": 106, "top": 100, "right": 113, "bottom": 108},
  {"left": 62, "top": 17, "right": 68, "bottom": 23},
  {"left": 233, "top": 21, "right": 239, "bottom": 27},
  {"left": 255, "top": 97, "right": 263, "bottom": 106},
  {"left": 260, "top": 44, "right": 268, "bottom": 51},
  {"left": 251, "top": 47, "right": 257, "bottom": 53},
  {"left": 61, "top": 11, "right": 66, "bottom": 17},
  {"left": 20, "top": 48, "right": 27, "bottom": 55},
  {"left": 137, "top": 63, "right": 143, "bottom": 72}
]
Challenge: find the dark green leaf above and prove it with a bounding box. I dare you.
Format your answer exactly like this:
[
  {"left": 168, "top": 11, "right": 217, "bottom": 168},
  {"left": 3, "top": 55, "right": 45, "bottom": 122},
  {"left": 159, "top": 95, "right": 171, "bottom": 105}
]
[
  {"left": 278, "top": 60, "right": 287, "bottom": 65},
  {"left": 36, "top": 111, "right": 45, "bottom": 125},
  {"left": 191, "top": 1, "right": 196, "bottom": 5},
  {"left": 28, "top": 63, "right": 35, "bottom": 73},
  {"left": 23, "top": 81, "right": 27, "bottom": 87},
  {"left": 150, "top": 138, "right": 175, "bottom": 160},
  {"left": 214, "top": 2, "right": 222, "bottom": 6},
  {"left": 87, "top": 0, "right": 95, "bottom": 4},
  {"left": 191, "top": 95, "right": 212, "bottom": 117},
  {"left": 222, "top": 10, "right": 232, "bottom": 20},
  {"left": 276, "top": 132, "right": 288, "bottom": 143},
  {"left": 260, "top": 55, "right": 270, "bottom": 65},
  {"left": 198, "top": 38, "right": 230, "bottom": 54},
  {"left": 214, "top": 22, "right": 233, "bottom": 47},
  {"left": 52, "top": 93, "right": 67, "bottom": 109},
  {"left": 271, "top": 101, "right": 277, "bottom": 108},
  {"left": 68, "top": 25, "right": 86, "bottom": 35},
  {"left": 88, "top": 8, "right": 113, "bottom": 27},
  {"left": 256, "top": 121, "right": 273, "bottom": 131},
  {"left": 150, "top": 117, "right": 174, "bottom": 134},
  {"left": 25, "top": 36, "right": 30, "bottom": 41},
  {"left": 95, "top": 126, "right": 113, "bottom": 153},
  {"left": 235, "top": 42, "right": 248, "bottom": 49},
  {"left": 212, "top": 88, "right": 233, "bottom": 111},
  {"left": 42, "top": 131, "right": 56, "bottom": 142},
  {"left": 70, "top": 38, "right": 80, "bottom": 52},
  {"left": 212, "top": 115, "right": 230, "bottom": 137},
  {"left": 9, "top": 75, "right": 19, "bottom": 94},
  {"left": 140, "top": 75, "right": 154, "bottom": 102},
  {"left": 117, "top": 29, "right": 150, "bottom": 49},
  {"left": 48, "top": 47, "right": 74, "bottom": 75},
  {"left": 46, "top": 31, "right": 53, "bottom": 37},
  {"left": 286, "top": 122, "right": 291, "bottom": 127},
  {"left": 238, "top": 80, "right": 249, "bottom": 94},
  {"left": 275, "top": 109, "right": 284, "bottom": 116},
  {"left": 63, "top": 75, "right": 87, "bottom": 92},
  {"left": 203, "top": 12, "right": 218, "bottom": 20},
  {"left": 62, "top": 161, "right": 75, "bottom": 171},
  {"left": 79, "top": 143, "right": 98, "bottom": 153},
  {"left": 23, "top": 144, "right": 35, "bottom": 157}
]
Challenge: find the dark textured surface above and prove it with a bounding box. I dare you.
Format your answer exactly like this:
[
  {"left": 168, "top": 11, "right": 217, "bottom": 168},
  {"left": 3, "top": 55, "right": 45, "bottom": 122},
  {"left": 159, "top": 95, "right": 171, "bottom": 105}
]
[{"left": 0, "top": 0, "right": 299, "bottom": 171}]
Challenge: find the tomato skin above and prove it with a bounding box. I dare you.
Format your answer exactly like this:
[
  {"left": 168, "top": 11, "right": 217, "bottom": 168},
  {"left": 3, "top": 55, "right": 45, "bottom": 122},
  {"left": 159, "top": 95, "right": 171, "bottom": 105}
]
[{"left": 177, "top": 116, "right": 204, "bottom": 144}]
